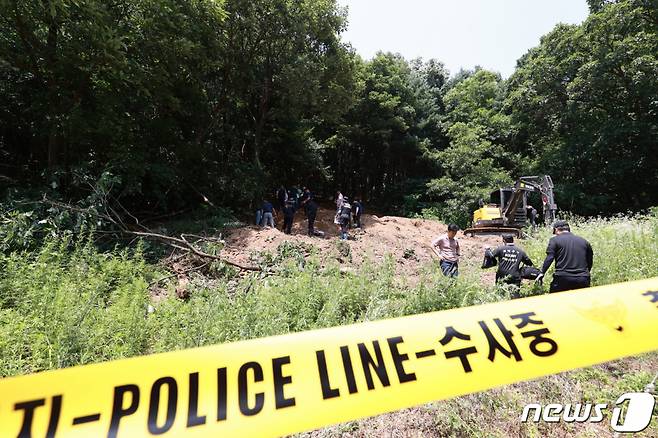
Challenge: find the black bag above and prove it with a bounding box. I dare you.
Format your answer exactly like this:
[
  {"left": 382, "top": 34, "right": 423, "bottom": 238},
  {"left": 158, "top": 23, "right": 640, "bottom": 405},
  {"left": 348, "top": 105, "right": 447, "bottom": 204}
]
[
  {"left": 481, "top": 248, "right": 497, "bottom": 269},
  {"left": 521, "top": 266, "right": 542, "bottom": 280}
]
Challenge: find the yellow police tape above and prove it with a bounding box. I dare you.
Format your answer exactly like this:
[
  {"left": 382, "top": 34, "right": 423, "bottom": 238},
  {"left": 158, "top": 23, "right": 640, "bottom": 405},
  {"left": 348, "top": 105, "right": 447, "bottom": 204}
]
[{"left": 1, "top": 277, "right": 657, "bottom": 437}]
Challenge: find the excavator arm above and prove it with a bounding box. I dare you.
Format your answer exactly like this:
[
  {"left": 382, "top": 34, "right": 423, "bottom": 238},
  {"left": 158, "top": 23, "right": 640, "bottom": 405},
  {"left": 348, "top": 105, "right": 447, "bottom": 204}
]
[
  {"left": 465, "top": 175, "right": 558, "bottom": 238},
  {"left": 500, "top": 180, "right": 528, "bottom": 226},
  {"left": 501, "top": 175, "right": 557, "bottom": 225}
]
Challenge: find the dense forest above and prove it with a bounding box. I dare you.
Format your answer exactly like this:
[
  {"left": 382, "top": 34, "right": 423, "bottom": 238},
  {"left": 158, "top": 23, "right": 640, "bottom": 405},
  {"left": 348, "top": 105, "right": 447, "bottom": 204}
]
[
  {"left": 1, "top": 4, "right": 657, "bottom": 435},
  {"left": 1, "top": 0, "right": 656, "bottom": 226}
]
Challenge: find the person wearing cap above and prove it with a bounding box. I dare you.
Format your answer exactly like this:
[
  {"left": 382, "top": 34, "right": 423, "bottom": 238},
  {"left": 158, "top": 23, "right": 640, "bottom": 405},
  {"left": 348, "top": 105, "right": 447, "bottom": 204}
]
[
  {"left": 537, "top": 220, "right": 593, "bottom": 293},
  {"left": 431, "top": 224, "right": 461, "bottom": 277},
  {"left": 484, "top": 234, "right": 534, "bottom": 298}
]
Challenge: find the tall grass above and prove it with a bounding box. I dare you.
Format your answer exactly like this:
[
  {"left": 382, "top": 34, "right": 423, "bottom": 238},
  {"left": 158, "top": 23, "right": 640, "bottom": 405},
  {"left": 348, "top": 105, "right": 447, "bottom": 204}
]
[
  {"left": 522, "top": 213, "right": 658, "bottom": 285},
  {"left": 0, "top": 212, "right": 656, "bottom": 377},
  {"left": 0, "top": 235, "right": 150, "bottom": 376}
]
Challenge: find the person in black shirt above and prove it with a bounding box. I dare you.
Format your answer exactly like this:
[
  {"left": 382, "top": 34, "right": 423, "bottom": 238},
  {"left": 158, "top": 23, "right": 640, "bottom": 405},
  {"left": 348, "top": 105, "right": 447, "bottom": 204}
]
[
  {"left": 299, "top": 187, "right": 312, "bottom": 217},
  {"left": 352, "top": 198, "right": 363, "bottom": 229},
  {"left": 338, "top": 197, "right": 352, "bottom": 240},
  {"left": 484, "top": 234, "right": 533, "bottom": 298},
  {"left": 306, "top": 199, "right": 319, "bottom": 236},
  {"left": 281, "top": 200, "right": 296, "bottom": 234},
  {"left": 276, "top": 186, "right": 287, "bottom": 212},
  {"left": 537, "top": 220, "right": 593, "bottom": 293}
]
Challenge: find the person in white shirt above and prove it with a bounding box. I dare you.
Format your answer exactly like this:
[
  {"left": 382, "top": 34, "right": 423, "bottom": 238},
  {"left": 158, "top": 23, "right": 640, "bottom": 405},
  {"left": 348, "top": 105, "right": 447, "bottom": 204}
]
[{"left": 334, "top": 191, "right": 344, "bottom": 229}]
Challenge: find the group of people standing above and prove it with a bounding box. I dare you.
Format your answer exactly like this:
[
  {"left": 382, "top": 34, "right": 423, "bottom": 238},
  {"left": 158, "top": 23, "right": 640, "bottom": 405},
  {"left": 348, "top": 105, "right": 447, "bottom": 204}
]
[
  {"left": 256, "top": 186, "right": 319, "bottom": 236},
  {"left": 431, "top": 220, "right": 594, "bottom": 296},
  {"left": 257, "top": 187, "right": 364, "bottom": 239}
]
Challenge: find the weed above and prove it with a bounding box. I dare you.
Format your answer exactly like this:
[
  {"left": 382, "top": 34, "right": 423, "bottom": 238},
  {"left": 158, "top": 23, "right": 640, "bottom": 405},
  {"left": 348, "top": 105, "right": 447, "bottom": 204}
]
[
  {"left": 335, "top": 240, "right": 352, "bottom": 262},
  {"left": 0, "top": 213, "right": 656, "bottom": 438}
]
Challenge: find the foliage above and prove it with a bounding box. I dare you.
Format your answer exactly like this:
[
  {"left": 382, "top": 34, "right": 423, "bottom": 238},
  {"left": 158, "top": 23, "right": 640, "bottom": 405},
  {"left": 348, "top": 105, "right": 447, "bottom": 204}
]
[
  {"left": 0, "top": 0, "right": 355, "bottom": 212},
  {"left": 0, "top": 235, "right": 152, "bottom": 375},
  {"left": 2, "top": 212, "right": 657, "bottom": 377},
  {"left": 2, "top": 0, "right": 656, "bottom": 221},
  {"left": 505, "top": 0, "right": 658, "bottom": 215},
  {"left": 424, "top": 71, "right": 515, "bottom": 226},
  {"left": 325, "top": 54, "right": 448, "bottom": 206}
]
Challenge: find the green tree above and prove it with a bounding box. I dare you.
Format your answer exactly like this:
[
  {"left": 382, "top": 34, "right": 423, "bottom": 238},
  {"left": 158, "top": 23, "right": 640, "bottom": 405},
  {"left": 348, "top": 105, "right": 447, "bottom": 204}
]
[
  {"left": 327, "top": 53, "right": 434, "bottom": 205},
  {"left": 425, "top": 70, "right": 515, "bottom": 225},
  {"left": 0, "top": 0, "right": 228, "bottom": 208},
  {"left": 506, "top": 0, "right": 658, "bottom": 214},
  {"left": 0, "top": 0, "right": 355, "bottom": 211}
]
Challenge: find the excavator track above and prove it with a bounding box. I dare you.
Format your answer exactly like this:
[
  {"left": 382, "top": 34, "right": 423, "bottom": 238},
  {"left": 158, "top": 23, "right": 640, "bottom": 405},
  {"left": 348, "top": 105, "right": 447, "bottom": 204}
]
[{"left": 463, "top": 226, "right": 524, "bottom": 238}]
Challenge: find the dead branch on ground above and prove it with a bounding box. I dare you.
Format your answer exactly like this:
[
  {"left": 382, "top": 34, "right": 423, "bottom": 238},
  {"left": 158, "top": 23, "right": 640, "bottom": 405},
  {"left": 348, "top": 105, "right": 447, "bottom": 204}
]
[{"left": 41, "top": 196, "right": 261, "bottom": 271}]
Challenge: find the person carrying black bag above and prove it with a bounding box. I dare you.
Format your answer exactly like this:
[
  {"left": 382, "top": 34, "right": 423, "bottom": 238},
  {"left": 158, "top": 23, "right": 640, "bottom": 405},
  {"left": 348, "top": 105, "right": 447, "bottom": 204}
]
[{"left": 482, "top": 234, "right": 534, "bottom": 298}]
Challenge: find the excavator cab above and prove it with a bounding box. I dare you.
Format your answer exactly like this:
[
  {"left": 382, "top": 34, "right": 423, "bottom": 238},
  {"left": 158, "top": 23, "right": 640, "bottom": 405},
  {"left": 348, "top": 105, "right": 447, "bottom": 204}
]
[{"left": 465, "top": 175, "right": 557, "bottom": 237}]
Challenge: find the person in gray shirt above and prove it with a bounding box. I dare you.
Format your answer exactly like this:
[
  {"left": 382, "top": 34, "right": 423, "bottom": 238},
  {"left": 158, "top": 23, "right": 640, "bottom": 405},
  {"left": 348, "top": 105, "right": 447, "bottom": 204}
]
[{"left": 431, "top": 224, "right": 461, "bottom": 277}]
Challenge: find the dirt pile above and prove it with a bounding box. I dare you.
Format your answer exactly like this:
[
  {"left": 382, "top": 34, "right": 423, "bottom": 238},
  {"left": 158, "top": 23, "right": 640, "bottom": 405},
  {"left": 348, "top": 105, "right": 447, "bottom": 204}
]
[{"left": 223, "top": 207, "right": 501, "bottom": 277}]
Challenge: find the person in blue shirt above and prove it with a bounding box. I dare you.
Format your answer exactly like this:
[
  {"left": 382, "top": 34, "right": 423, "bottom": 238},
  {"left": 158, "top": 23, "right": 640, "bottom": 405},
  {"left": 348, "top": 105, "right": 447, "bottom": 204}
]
[{"left": 261, "top": 200, "right": 276, "bottom": 228}]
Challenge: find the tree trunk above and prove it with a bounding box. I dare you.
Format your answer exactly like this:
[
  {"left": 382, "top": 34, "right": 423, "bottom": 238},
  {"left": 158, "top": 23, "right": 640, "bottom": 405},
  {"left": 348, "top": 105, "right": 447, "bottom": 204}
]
[
  {"left": 47, "top": 128, "right": 59, "bottom": 169},
  {"left": 45, "top": 1, "right": 60, "bottom": 172},
  {"left": 253, "top": 75, "right": 271, "bottom": 170}
]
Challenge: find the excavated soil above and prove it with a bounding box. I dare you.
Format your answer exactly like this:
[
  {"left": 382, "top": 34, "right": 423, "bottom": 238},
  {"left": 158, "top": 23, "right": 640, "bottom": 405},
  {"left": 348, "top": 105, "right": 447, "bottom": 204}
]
[{"left": 223, "top": 206, "right": 502, "bottom": 279}]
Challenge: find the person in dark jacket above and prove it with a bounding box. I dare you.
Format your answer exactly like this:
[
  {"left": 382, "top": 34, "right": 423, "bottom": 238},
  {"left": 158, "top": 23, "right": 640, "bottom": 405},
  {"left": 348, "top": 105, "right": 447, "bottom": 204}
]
[
  {"left": 276, "top": 186, "right": 287, "bottom": 212},
  {"left": 306, "top": 199, "right": 319, "bottom": 236},
  {"left": 281, "top": 200, "right": 296, "bottom": 234},
  {"left": 352, "top": 198, "right": 363, "bottom": 229},
  {"left": 300, "top": 187, "right": 312, "bottom": 217},
  {"left": 537, "top": 220, "right": 593, "bottom": 293},
  {"left": 484, "top": 234, "right": 534, "bottom": 298},
  {"left": 338, "top": 198, "right": 352, "bottom": 240}
]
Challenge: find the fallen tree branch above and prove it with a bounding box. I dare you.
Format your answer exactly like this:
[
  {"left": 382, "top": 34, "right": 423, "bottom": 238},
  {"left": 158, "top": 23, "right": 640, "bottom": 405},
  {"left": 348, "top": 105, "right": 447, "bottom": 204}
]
[{"left": 41, "top": 196, "right": 261, "bottom": 271}]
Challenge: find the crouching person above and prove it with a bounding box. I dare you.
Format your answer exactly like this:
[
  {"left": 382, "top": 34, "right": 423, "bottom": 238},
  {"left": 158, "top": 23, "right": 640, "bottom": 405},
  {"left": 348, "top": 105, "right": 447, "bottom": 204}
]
[{"left": 483, "top": 234, "right": 534, "bottom": 298}]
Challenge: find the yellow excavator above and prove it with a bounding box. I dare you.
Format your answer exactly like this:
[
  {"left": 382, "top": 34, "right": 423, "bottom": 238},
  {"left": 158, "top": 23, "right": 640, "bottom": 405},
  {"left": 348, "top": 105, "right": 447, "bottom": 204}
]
[{"left": 464, "top": 175, "right": 557, "bottom": 237}]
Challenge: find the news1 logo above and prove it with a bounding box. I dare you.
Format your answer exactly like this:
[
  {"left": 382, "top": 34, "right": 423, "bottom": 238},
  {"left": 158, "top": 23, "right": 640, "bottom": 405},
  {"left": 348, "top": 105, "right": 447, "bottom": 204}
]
[
  {"left": 521, "top": 392, "right": 656, "bottom": 433},
  {"left": 610, "top": 393, "right": 655, "bottom": 433}
]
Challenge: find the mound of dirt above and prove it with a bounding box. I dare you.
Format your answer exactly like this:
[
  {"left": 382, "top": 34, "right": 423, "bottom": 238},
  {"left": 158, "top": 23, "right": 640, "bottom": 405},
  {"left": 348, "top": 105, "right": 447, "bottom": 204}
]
[{"left": 223, "top": 207, "right": 502, "bottom": 278}]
